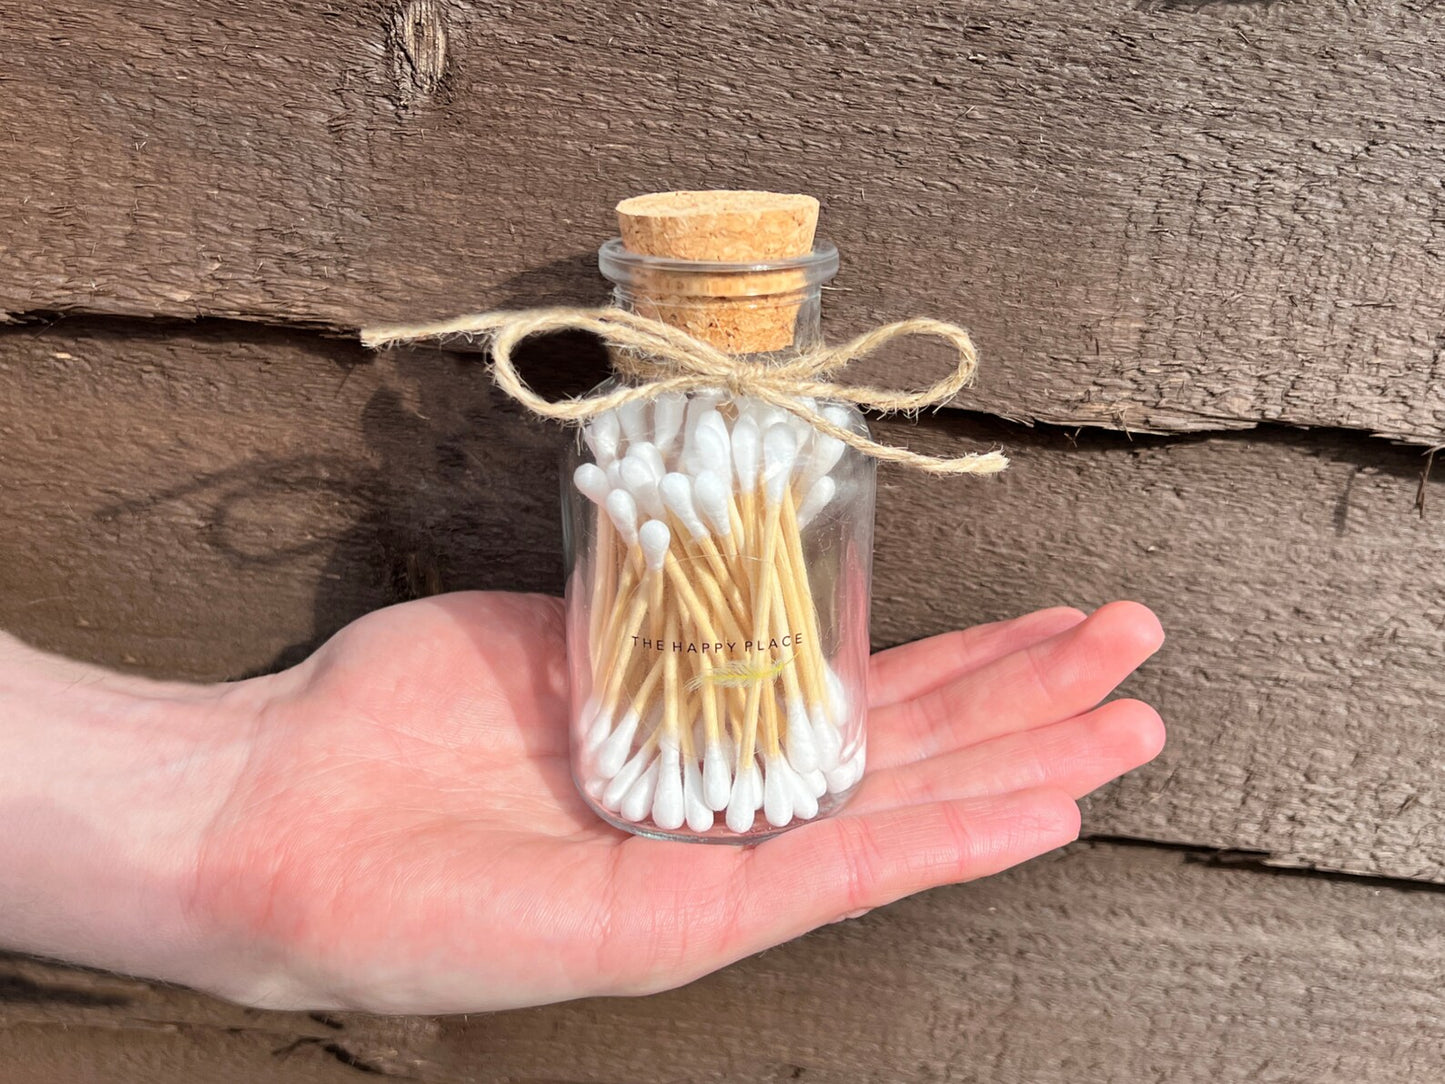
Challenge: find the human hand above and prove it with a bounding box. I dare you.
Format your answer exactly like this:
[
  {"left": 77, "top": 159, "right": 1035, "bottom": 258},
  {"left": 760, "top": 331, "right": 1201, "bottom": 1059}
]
[{"left": 183, "top": 593, "right": 1164, "bottom": 1013}]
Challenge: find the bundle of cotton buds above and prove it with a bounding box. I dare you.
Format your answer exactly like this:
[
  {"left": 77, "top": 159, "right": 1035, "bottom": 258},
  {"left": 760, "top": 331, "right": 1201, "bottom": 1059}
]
[{"left": 570, "top": 391, "right": 868, "bottom": 838}]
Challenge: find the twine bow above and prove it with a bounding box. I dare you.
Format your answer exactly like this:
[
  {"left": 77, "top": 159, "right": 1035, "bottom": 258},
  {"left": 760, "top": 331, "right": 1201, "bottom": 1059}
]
[{"left": 360, "top": 307, "right": 1007, "bottom": 475}]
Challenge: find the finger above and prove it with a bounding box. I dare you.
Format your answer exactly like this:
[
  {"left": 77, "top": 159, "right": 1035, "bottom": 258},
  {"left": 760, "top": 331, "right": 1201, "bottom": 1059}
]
[
  {"left": 737, "top": 787, "right": 1080, "bottom": 941},
  {"left": 850, "top": 699, "right": 1165, "bottom": 815},
  {"left": 869, "top": 600, "right": 1164, "bottom": 770},
  {"left": 868, "top": 606, "right": 1087, "bottom": 709}
]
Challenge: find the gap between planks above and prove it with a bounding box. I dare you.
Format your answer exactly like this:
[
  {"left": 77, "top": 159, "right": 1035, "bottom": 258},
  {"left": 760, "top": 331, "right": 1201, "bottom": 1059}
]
[
  {"left": 1, "top": 309, "right": 1438, "bottom": 453},
  {"left": 1089, "top": 834, "right": 1445, "bottom": 897}
]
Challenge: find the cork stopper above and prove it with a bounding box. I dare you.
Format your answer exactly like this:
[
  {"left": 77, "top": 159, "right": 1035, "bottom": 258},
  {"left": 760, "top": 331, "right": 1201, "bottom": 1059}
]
[{"left": 614, "top": 190, "right": 822, "bottom": 354}]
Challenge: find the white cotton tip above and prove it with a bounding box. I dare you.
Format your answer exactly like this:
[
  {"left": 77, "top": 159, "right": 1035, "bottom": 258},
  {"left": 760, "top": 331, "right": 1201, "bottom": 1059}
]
[
  {"left": 573, "top": 463, "right": 612, "bottom": 507},
  {"left": 762, "top": 424, "right": 799, "bottom": 506},
  {"left": 615, "top": 398, "right": 649, "bottom": 448},
  {"left": 683, "top": 755, "right": 713, "bottom": 832},
  {"left": 785, "top": 397, "right": 818, "bottom": 447},
  {"left": 581, "top": 697, "right": 610, "bottom": 752},
  {"left": 686, "top": 389, "right": 724, "bottom": 430},
  {"left": 726, "top": 771, "right": 757, "bottom": 834},
  {"left": 584, "top": 711, "right": 613, "bottom": 758},
  {"left": 801, "top": 404, "right": 852, "bottom": 492},
  {"left": 800, "top": 435, "right": 845, "bottom": 494},
  {"left": 802, "top": 768, "right": 828, "bottom": 798},
  {"left": 730, "top": 416, "right": 761, "bottom": 494},
  {"left": 605, "top": 461, "right": 626, "bottom": 495},
  {"left": 686, "top": 410, "right": 732, "bottom": 476},
  {"left": 652, "top": 743, "right": 685, "bottom": 830},
  {"left": 743, "top": 757, "right": 764, "bottom": 810},
  {"left": 621, "top": 759, "right": 661, "bottom": 823},
  {"left": 823, "top": 761, "right": 853, "bottom": 795},
  {"left": 763, "top": 754, "right": 796, "bottom": 828},
  {"left": 784, "top": 698, "right": 820, "bottom": 774},
  {"left": 619, "top": 455, "right": 665, "bottom": 519},
  {"left": 692, "top": 470, "right": 733, "bottom": 537},
  {"left": 652, "top": 393, "right": 687, "bottom": 458},
  {"left": 850, "top": 739, "right": 867, "bottom": 773},
  {"left": 638, "top": 519, "right": 672, "bottom": 573},
  {"left": 703, "top": 738, "right": 732, "bottom": 811},
  {"left": 796, "top": 476, "right": 836, "bottom": 530},
  {"left": 811, "top": 705, "right": 843, "bottom": 772},
  {"left": 740, "top": 397, "right": 787, "bottom": 431},
  {"left": 785, "top": 759, "right": 820, "bottom": 820},
  {"left": 659, "top": 473, "right": 707, "bottom": 541},
  {"left": 824, "top": 743, "right": 866, "bottom": 795},
  {"left": 583, "top": 411, "right": 620, "bottom": 465},
  {"left": 596, "top": 707, "right": 641, "bottom": 778},
  {"left": 733, "top": 396, "right": 764, "bottom": 422},
  {"left": 584, "top": 775, "right": 606, "bottom": 801},
  {"left": 631, "top": 441, "right": 666, "bottom": 482},
  {"left": 605, "top": 489, "right": 639, "bottom": 548},
  {"left": 601, "top": 742, "right": 650, "bottom": 810},
  {"left": 679, "top": 409, "right": 705, "bottom": 472}
]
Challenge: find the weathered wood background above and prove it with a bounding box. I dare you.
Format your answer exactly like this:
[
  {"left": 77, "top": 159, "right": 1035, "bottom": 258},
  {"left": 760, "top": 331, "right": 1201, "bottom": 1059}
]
[{"left": 1, "top": 0, "right": 1442, "bottom": 1080}]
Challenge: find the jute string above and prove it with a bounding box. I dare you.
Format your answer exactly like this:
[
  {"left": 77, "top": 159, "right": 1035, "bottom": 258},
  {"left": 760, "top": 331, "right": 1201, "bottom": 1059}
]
[{"left": 361, "top": 307, "right": 1007, "bottom": 475}]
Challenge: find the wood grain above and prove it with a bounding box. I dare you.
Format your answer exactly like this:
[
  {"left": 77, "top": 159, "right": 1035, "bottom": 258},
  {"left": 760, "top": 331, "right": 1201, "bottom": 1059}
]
[
  {"left": 2, "top": 2, "right": 1442, "bottom": 443},
  {"left": 884, "top": 409, "right": 1445, "bottom": 884},
  {"left": 0, "top": 317, "right": 578, "bottom": 678},
  {"left": 0, "top": 1026, "right": 377, "bottom": 1084},
  {"left": 3, "top": 842, "right": 1442, "bottom": 1082},
  {"left": 2, "top": 320, "right": 1441, "bottom": 882},
  {"left": 0, "top": 952, "right": 438, "bottom": 1079},
  {"left": 5, "top": 1, "right": 1441, "bottom": 1075}
]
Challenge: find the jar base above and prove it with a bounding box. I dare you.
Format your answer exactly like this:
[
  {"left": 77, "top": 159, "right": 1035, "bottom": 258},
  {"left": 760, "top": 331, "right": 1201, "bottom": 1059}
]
[{"left": 575, "top": 775, "right": 862, "bottom": 845}]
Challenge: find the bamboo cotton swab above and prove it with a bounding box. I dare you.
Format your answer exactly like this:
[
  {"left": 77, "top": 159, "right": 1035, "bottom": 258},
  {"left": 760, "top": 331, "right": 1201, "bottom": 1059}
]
[
  {"left": 575, "top": 392, "right": 863, "bottom": 837},
  {"left": 573, "top": 463, "right": 618, "bottom": 673},
  {"left": 591, "top": 519, "right": 670, "bottom": 774}
]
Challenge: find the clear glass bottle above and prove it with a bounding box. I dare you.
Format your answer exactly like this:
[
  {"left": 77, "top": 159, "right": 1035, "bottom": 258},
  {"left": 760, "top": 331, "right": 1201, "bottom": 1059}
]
[{"left": 562, "top": 238, "right": 874, "bottom": 841}]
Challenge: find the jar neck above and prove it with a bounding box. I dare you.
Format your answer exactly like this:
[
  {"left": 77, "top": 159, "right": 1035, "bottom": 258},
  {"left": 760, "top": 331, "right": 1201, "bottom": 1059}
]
[
  {"left": 599, "top": 238, "right": 838, "bottom": 357},
  {"left": 611, "top": 283, "right": 824, "bottom": 356}
]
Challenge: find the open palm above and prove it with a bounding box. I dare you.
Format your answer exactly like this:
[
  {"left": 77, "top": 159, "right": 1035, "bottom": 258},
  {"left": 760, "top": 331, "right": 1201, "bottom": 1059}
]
[{"left": 192, "top": 592, "right": 1164, "bottom": 1014}]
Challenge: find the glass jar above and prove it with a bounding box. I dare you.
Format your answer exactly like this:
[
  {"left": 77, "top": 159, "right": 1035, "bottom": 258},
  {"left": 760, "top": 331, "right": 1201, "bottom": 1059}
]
[{"left": 562, "top": 238, "right": 874, "bottom": 841}]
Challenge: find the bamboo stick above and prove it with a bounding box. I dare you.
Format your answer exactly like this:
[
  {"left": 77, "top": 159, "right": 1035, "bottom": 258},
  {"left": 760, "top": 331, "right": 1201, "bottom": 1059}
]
[
  {"left": 739, "top": 494, "right": 784, "bottom": 766},
  {"left": 587, "top": 506, "right": 617, "bottom": 671},
  {"left": 778, "top": 486, "right": 830, "bottom": 707}
]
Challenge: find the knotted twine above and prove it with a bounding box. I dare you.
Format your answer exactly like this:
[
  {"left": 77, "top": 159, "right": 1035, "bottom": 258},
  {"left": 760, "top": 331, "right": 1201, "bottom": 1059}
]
[{"left": 360, "top": 307, "right": 1007, "bottom": 475}]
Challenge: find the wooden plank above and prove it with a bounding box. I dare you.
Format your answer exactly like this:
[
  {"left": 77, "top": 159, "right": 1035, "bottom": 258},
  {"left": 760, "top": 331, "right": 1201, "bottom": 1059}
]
[
  {"left": 883, "top": 408, "right": 1445, "bottom": 883},
  {"left": 0, "top": 317, "right": 574, "bottom": 678},
  {"left": 2, "top": 842, "right": 1442, "bottom": 1081},
  {"left": 1, "top": 320, "right": 1441, "bottom": 881},
  {"left": 2, "top": 2, "right": 1442, "bottom": 443},
  {"left": 0, "top": 1025, "right": 378, "bottom": 1084},
  {"left": 0, "top": 950, "right": 439, "bottom": 1079}
]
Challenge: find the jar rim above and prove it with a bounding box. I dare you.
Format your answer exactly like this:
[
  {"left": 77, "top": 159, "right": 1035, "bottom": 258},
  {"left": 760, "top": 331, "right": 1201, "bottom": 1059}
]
[{"left": 598, "top": 237, "right": 839, "bottom": 287}]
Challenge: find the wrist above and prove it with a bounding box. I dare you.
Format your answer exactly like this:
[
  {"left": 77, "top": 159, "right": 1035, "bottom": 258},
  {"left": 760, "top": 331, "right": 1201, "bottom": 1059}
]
[{"left": 0, "top": 634, "right": 254, "bottom": 992}]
